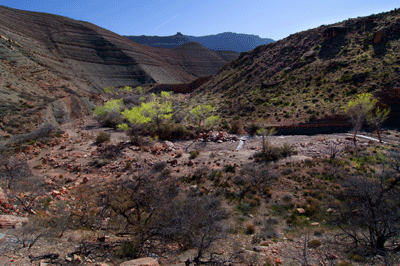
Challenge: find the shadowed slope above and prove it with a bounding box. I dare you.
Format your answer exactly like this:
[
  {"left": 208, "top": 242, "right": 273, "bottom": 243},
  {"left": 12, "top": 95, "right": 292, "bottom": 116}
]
[{"left": 0, "top": 6, "right": 231, "bottom": 135}]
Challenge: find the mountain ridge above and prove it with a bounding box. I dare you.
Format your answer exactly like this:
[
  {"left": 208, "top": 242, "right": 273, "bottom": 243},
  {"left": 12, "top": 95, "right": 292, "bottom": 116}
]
[{"left": 124, "top": 32, "right": 274, "bottom": 53}]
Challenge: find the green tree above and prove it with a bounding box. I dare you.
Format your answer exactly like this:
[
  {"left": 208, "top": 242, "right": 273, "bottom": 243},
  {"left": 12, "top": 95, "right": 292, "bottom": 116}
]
[
  {"left": 118, "top": 105, "right": 151, "bottom": 144},
  {"left": 343, "top": 93, "right": 390, "bottom": 144},
  {"left": 191, "top": 104, "right": 213, "bottom": 131},
  {"left": 190, "top": 104, "right": 219, "bottom": 131},
  {"left": 142, "top": 92, "right": 173, "bottom": 136},
  {"left": 119, "top": 92, "right": 173, "bottom": 140},
  {"left": 343, "top": 93, "right": 373, "bottom": 143},
  {"left": 367, "top": 105, "right": 391, "bottom": 143},
  {"left": 94, "top": 99, "right": 123, "bottom": 116},
  {"left": 94, "top": 99, "right": 124, "bottom": 128}
]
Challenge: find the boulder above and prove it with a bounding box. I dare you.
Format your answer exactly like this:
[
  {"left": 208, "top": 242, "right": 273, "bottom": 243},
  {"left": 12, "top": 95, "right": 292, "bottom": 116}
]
[
  {"left": 162, "top": 141, "right": 174, "bottom": 149},
  {"left": 0, "top": 187, "right": 8, "bottom": 205},
  {"left": 253, "top": 246, "right": 269, "bottom": 252},
  {"left": 303, "top": 50, "right": 316, "bottom": 58},
  {"left": 296, "top": 208, "right": 306, "bottom": 214},
  {"left": 120, "top": 257, "right": 159, "bottom": 266},
  {"left": 0, "top": 215, "right": 29, "bottom": 229}
]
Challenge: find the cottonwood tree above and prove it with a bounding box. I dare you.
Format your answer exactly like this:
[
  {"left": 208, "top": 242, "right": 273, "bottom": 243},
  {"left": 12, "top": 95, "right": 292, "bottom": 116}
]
[
  {"left": 367, "top": 105, "right": 391, "bottom": 143},
  {"left": 118, "top": 105, "right": 151, "bottom": 144},
  {"left": 94, "top": 99, "right": 124, "bottom": 127},
  {"left": 343, "top": 93, "right": 390, "bottom": 144},
  {"left": 118, "top": 92, "right": 173, "bottom": 140},
  {"left": 143, "top": 91, "right": 173, "bottom": 136},
  {"left": 190, "top": 104, "right": 220, "bottom": 132}
]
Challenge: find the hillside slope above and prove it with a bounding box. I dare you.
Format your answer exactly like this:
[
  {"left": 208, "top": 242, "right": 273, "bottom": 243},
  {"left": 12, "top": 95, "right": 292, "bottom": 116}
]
[
  {"left": 0, "top": 6, "right": 229, "bottom": 135},
  {"left": 193, "top": 9, "right": 400, "bottom": 128}
]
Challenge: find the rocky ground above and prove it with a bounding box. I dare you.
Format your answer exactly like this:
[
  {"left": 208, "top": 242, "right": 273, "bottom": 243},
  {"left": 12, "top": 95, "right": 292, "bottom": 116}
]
[{"left": 0, "top": 118, "right": 399, "bottom": 266}]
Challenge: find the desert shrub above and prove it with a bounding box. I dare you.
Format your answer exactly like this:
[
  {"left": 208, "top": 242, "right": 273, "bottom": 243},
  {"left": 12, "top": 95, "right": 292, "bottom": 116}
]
[
  {"left": 237, "top": 202, "right": 252, "bottom": 215},
  {"left": 282, "top": 194, "right": 293, "bottom": 203},
  {"left": 122, "top": 95, "right": 141, "bottom": 108},
  {"left": 158, "top": 122, "right": 190, "bottom": 140},
  {"left": 247, "top": 123, "right": 261, "bottom": 136},
  {"left": 245, "top": 223, "right": 256, "bottom": 235},
  {"left": 272, "top": 202, "right": 294, "bottom": 216},
  {"left": 189, "top": 150, "right": 200, "bottom": 159},
  {"left": 101, "top": 110, "right": 124, "bottom": 128},
  {"left": 225, "top": 164, "right": 237, "bottom": 173},
  {"left": 184, "top": 168, "right": 209, "bottom": 184},
  {"left": 308, "top": 239, "right": 321, "bottom": 249},
  {"left": 280, "top": 143, "right": 296, "bottom": 157},
  {"left": 152, "top": 161, "right": 167, "bottom": 172},
  {"left": 125, "top": 160, "right": 132, "bottom": 169},
  {"left": 353, "top": 254, "right": 365, "bottom": 262},
  {"left": 254, "top": 146, "right": 282, "bottom": 162},
  {"left": 314, "top": 228, "right": 325, "bottom": 236},
  {"left": 157, "top": 195, "right": 228, "bottom": 264},
  {"left": 95, "top": 131, "right": 110, "bottom": 144},
  {"left": 118, "top": 241, "right": 140, "bottom": 259},
  {"left": 230, "top": 120, "right": 245, "bottom": 134},
  {"left": 305, "top": 196, "right": 321, "bottom": 215},
  {"left": 97, "top": 143, "right": 123, "bottom": 159},
  {"left": 262, "top": 217, "right": 279, "bottom": 239}
]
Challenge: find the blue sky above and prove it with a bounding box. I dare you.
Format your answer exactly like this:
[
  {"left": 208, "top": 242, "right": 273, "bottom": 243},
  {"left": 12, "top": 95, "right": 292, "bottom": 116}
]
[{"left": 2, "top": 1, "right": 399, "bottom": 40}]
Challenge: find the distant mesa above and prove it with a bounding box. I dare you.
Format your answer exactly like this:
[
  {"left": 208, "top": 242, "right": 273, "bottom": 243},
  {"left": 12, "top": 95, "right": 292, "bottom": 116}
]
[{"left": 124, "top": 32, "right": 274, "bottom": 53}]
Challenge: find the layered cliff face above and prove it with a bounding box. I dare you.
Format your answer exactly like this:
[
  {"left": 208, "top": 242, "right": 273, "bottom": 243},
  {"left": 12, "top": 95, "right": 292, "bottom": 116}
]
[{"left": 0, "top": 6, "right": 230, "bottom": 135}]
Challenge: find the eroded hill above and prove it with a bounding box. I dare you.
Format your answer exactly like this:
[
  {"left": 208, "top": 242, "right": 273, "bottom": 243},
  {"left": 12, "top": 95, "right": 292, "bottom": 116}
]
[
  {"left": 192, "top": 9, "right": 400, "bottom": 129},
  {"left": 0, "top": 6, "right": 229, "bottom": 136}
]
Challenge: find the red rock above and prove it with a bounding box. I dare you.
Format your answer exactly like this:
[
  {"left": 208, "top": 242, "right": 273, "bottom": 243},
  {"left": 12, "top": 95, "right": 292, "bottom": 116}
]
[
  {"left": 0, "top": 215, "right": 28, "bottom": 229},
  {"left": 51, "top": 190, "right": 61, "bottom": 197},
  {"left": 0, "top": 187, "right": 8, "bottom": 205},
  {"left": 120, "top": 257, "right": 159, "bottom": 266}
]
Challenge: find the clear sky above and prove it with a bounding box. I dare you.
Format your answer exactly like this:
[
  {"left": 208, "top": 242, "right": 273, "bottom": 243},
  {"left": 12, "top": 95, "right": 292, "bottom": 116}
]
[{"left": 1, "top": 1, "right": 399, "bottom": 40}]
